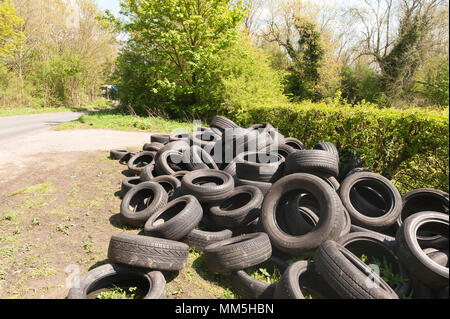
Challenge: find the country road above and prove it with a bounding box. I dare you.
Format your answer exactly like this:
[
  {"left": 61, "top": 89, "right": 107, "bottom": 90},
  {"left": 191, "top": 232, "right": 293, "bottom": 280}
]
[
  {"left": 0, "top": 111, "right": 151, "bottom": 179},
  {"left": 0, "top": 111, "right": 85, "bottom": 142}
]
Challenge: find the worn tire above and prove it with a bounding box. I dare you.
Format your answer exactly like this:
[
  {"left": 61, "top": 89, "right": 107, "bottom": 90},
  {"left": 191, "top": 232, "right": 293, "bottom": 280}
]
[
  {"left": 144, "top": 195, "right": 203, "bottom": 241},
  {"left": 150, "top": 175, "right": 182, "bottom": 201},
  {"left": 204, "top": 232, "right": 272, "bottom": 274},
  {"left": 108, "top": 233, "right": 189, "bottom": 271},
  {"left": 181, "top": 169, "right": 235, "bottom": 203},
  {"left": 68, "top": 262, "right": 166, "bottom": 299},
  {"left": 235, "top": 152, "right": 285, "bottom": 183},
  {"left": 232, "top": 256, "right": 288, "bottom": 299},
  {"left": 339, "top": 172, "right": 402, "bottom": 231},
  {"left": 208, "top": 185, "right": 263, "bottom": 229},
  {"left": 285, "top": 150, "right": 339, "bottom": 177},
  {"left": 314, "top": 240, "right": 398, "bottom": 299},
  {"left": 274, "top": 260, "right": 340, "bottom": 299},
  {"left": 120, "top": 182, "right": 168, "bottom": 227},
  {"left": 127, "top": 151, "right": 157, "bottom": 176},
  {"left": 261, "top": 173, "right": 340, "bottom": 255},
  {"left": 121, "top": 177, "right": 143, "bottom": 198},
  {"left": 395, "top": 212, "right": 449, "bottom": 289},
  {"left": 182, "top": 228, "right": 233, "bottom": 252}
]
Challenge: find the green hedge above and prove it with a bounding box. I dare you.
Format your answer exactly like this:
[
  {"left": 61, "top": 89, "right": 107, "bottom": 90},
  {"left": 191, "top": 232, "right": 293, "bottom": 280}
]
[{"left": 223, "top": 101, "right": 449, "bottom": 194}]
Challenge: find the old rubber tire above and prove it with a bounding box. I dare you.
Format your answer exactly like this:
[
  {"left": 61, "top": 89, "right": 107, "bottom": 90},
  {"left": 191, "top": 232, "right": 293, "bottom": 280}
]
[
  {"left": 182, "top": 228, "right": 233, "bottom": 252},
  {"left": 261, "top": 173, "right": 341, "bottom": 256},
  {"left": 395, "top": 212, "right": 449, "bottom": 289},
  {"left": 314, "top": 240, "right": 398, "bottom": 299},
  {"left": 231, "top": 256, "right": 288, "bottom": 299},
  {"left": 235, "top": 152, "right": 285, "bottom": 183},
  {"left": 208, "top": 185, "right": 263, "bottom": 229},
  {"left": 144, "top": 195, "right": 203, "bottom": 241},
  {"left": 108, "top": 233, "right": 189, "bottom": 271},
  {"left": 339, "top": 172, "right": 402, "bottom": 231},
  {"left": 338, "top": 231, "right": 411, "bottom": 298},
  {"left": 121, "top": 177, "right": 143, "bottom": 198},
  {"left": 285, "top": 150, "right": 339, "bottom": 177},
  {"left": 127, "top": 151, "right": 157, "bottom": 176},
  {"left": 120, "top": 182, "right": 168, "bottom": 227},
  {"left": 150, "top": 133, "right": 170, "bottom": 144},
  {"left": 204, "top": 232, "right": 272, "bottom": 274},
  {"left": 274, "top": 260, "right": 341, "bottom": 299},
  {"left": 181, "top": 169, "right": 235, "bottom": 203},
  {"left": 67, "top": 262, "right": 166, "bottom": 299}
]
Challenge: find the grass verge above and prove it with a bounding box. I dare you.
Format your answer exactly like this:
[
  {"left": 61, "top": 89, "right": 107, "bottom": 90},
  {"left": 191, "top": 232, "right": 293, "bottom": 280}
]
[
  {"left": 0, "top": 98, "right": 114, "bottom": 117},
  {"left": 55, "top": 108, "right": 193, "bottom": 133}
]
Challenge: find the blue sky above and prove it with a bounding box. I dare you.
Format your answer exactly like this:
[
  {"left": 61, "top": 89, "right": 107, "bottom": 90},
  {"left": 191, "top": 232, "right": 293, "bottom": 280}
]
[{"left": 96, "top": 0, "right": 121, "bottom": 16}]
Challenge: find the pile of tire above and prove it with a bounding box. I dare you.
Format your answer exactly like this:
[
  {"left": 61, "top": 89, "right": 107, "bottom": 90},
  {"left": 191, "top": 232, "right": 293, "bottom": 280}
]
[{"left": 69, "top": 116, "right": 449, "bottom": 299}]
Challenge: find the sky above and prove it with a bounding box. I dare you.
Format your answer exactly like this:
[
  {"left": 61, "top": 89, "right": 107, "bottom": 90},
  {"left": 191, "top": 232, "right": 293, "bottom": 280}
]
[{"left": 96, "top": 0, "right": 121, "bottom": 16}]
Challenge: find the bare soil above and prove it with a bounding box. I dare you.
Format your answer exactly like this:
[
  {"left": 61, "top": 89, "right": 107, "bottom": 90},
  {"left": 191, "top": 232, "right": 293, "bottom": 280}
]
[{"left": 0, "top": 151, "right": 236, "bottom": 299}]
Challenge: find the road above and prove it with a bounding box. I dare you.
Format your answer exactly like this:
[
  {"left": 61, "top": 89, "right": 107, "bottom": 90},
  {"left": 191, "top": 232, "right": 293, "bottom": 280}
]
[{"left": 0, "top": 111, "right": 85, "bottom": 142}]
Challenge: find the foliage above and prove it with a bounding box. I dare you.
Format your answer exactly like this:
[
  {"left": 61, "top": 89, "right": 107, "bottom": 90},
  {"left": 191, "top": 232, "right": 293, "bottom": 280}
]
[
  {"left": 414, "top": 56, "right": 449, "bottom": 106},
  {"left": 0, "top": 0, "right": 25, "bottom": 59},
  {"left": 340, "top": 63, "right": 385, "bottom": 105},
  {"left": 361, "top": 254, "right": 407, "bottom": 290},
  {"left": 106, "top": 0, "right": 248, "bottom": 117},
  {"left": 246, "top": 266, "right": 282, "bottom": 285},
  {"left": 96, "top": 286, "right": 141, "bottom": 299},
  {"left": 1, "top": 0, "right": 116, "bottom": 109},
  {"left": 223, "top": 99, "right": 449, "bottom": 194}
]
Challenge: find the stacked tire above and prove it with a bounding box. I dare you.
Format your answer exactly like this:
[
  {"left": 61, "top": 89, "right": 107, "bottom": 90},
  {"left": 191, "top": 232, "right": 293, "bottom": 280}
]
[{"left": 70, "top": 116, "right": 448, "bottom": 299}]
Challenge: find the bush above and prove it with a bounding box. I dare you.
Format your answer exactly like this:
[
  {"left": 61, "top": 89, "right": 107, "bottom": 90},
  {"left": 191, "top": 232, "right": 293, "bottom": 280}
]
[{"left": 222, "top": 99, "right": 449, "bottom": 194}]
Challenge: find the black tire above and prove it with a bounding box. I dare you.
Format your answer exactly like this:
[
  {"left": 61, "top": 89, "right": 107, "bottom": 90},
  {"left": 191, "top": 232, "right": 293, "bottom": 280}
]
[
  {"left": 339, "top": 171, "right": 402, "bottom": 231},
  {"left": 68, "top": 263, "right": 166, "bottom": 299},
  {"left": 314, "top": 141, "right": 339, "bottom": 162},
  {"left": 108, "top": 233, "right": 189, "bottom": 271},
  {"left": 150, "top": 175, "right": 182, "bottom": 201},
  {"left": 204, "top": 232, "right": 272, "bottom": 274},
  {"left": 274, "top": 260, "right": 341, "bottom": 299},
  {"left": 155, "top": 140, "right": 190, "bottom": 162},
  {"left": 395, "top": 212, "right": 449, "bottom": 289},
  {"left": 232, "top": 256, "right": 288, "bottom": 299},
  {"left": 155, "top": 150, "right": 191, "bottom": 175},
  {"left": 236, "top": 178, "right": 272, "bottom": 196},
  {"left": 209, "top": 185, "right": 263, "bottom": 229},
  {"left": 314, "top": 172, "right": 340, "bottom": 191},
  {"left": 191, "top": 131, "right": 220, "bottom": 148},
  {"left": 265, "top": 143, "right": 297, "bottom": 159},
  {"left": 144, "top": 195, "right": 203, "bottom": 241},
  {"left": 127, "top": 151, "right": 157, "bottom": 176},
  {"left": 210, "top": 115, "right": 240, "bottom": 132},
  {"left": 235, "top": 152, "right": 285, "bottom": 183},
  {"left": 118, "top": 150, "right": 139, "bottom": 165},
  {"left": 169, "top": 132, "right": 191, "bottom": 143},
  {"left": 182, "top": 228, "right": 233, "bottom": 252},
  {"left": 338, "top": 232, "right": 411, "bottom": 298},
  {"left": 314, "top": 240, "right": 399, "bottom": 299},
  {"left": 283, "top": 137, "right": 305, "bottom": 150},
  {"left": 285, "top": 150, "right": 339, "bottom": 177},
  {"left": 397, "top": 188, "right": 449, "bottom": 237},
  {"left": 143, "top": 142, "right": 164, "bottom": 152},
  {"left": 222, "top": 160, "right": 237, "bottom": 177},
  {"left": 150, "top": 133, "right": 170, "bottom": 144},
  {"left": 181, "top": 169, "right": 235, "bottom": 203},
  {"left": 120, "top": 182, "right": 168, "bottom": 227},
  {"left": 121, "top": 177, "right": 142, "bottom": 198},
  {"left": 139, "top": 164, "right": 156, "bottom": 182},
  {"left": 350, "top": 224, "right": 396, "bottom": 245},
  {"left": 171, "top": 170, "right": 189, "bottom": 182},
  {"left": 261, "top": 173, "right": 341, "bottom": 255},
  {"left": 183, "top": 145, "right": 219, "bottom": 171},
  {"left": 110, "top": 149, "right": 128, "bottom": 160}
]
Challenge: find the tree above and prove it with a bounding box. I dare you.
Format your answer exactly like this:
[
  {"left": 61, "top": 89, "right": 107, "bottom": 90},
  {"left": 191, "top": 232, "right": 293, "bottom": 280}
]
[
  {"left": 106, "top": 0, "right": 248, "bottom": 116},
  {"left": 0, "top": 0, "right": 25, "bottom": 59},
  {"left": 349, "top": 0, "right": 446, "bottom": 104}
]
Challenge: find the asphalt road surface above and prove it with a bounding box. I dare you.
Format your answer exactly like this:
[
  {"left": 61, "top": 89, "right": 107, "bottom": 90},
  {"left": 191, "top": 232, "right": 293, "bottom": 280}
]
[{"left": 0, "top": 111, "right": 85, "bottom": 143}]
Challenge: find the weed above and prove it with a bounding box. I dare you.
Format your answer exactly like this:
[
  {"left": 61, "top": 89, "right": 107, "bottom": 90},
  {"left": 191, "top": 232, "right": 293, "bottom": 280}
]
[{"left": 96, "top": 286, "right": 141, "bottom": 299}]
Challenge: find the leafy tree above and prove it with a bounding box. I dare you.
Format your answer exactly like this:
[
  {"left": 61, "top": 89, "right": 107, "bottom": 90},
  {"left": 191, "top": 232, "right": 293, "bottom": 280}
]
[
  {"left": 0, "top": 0, "right": 25, "bottom": 59},
  {"left": 106, "top": 0, "right": 248, "bottom": 116}
]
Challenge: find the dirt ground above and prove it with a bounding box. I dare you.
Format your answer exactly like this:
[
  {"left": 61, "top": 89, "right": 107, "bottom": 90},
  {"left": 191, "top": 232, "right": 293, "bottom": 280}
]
[{"left": 0, "top": 150, "right": 237, "bottom": 299}]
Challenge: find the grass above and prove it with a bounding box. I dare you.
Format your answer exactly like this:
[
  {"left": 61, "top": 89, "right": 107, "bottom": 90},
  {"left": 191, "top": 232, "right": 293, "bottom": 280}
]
[
  {"left": 0, "top": 98, "right": 114, "bottom": 117},
  {"left": 361, "top": 254, "right": 407, "bottom": 289},
  {"left": 55, "top": 108, "right": 193, "bottom": 133},
  {"left": 96, "top": 286, "right": 141, "bottom": 299}
]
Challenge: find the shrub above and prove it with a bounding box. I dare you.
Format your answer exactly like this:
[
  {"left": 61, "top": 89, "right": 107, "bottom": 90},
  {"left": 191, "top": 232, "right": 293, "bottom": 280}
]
[{"left": 223, "top": 99, "right": 449, "bottom": 193}]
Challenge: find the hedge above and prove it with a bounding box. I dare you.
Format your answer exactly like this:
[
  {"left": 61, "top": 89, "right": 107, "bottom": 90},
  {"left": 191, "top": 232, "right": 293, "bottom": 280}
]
[{"left": 222, "top": 101, "right": 449, "bottom": 194}]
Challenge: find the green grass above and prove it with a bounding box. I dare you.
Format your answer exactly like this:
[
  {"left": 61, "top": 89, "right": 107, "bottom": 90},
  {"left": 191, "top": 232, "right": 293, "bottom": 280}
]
[
  {"left": 55, "top": 108, "right": 193, "bottom": 133},
  {"left": 96, "top": 286, "right": 141, "bottom": 299},
  {"left": 0, "top": 98, "right": 114, "bottom": 117},
  {"left": 361, "top": 254, "right": 407, "bottom": 289}
]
